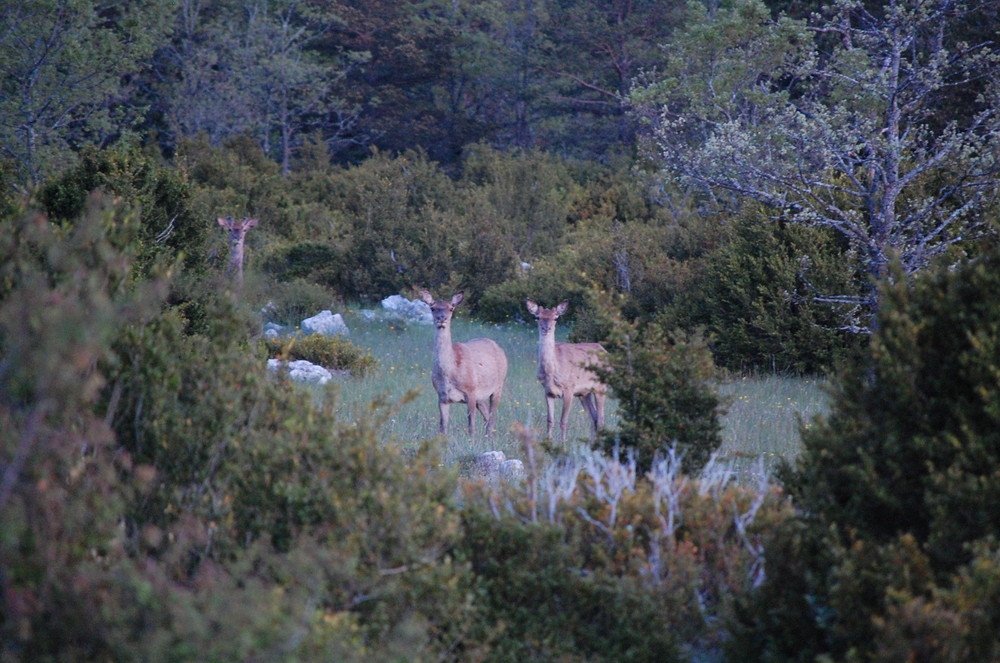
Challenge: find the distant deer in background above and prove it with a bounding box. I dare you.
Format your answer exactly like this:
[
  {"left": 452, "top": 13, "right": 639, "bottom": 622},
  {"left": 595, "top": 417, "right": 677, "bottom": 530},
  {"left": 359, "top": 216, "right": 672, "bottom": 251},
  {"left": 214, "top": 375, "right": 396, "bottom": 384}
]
[
  {"left": 420, "top": 291, "right": 508, "bottom": 437},
  {"left": 526, "top": 299, "right": 608, "bottom": 441},
  {"left": 217, "top": 216, "right": 258, "bottom": 289}
]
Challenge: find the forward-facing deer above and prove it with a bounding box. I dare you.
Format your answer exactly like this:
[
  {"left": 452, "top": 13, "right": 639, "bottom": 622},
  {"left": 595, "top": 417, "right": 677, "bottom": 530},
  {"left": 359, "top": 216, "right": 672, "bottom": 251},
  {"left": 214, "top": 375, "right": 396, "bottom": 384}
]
[
  {"left": 420, "top": 291, "right": 508, "bottom": 437},
  {"left": 217, "top": 216, "right": 258, "bottom": 288},
  {"left": 526, "top": 299, "right": 608, "bottom": 441}
]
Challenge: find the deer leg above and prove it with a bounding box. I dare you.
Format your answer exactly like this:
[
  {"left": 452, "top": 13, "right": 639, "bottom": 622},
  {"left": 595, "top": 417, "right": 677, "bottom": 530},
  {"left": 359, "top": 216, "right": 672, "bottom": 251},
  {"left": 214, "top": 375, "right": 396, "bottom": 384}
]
[
  {"left": 486, "top": 386, "right": 502, "bottom": 437},
  {"left": 580, "top": 393, "right": 599, "bottom": 438},
  {"left": 477, "top": 400, "right": 492, "bottom": 437},
  {"left": 467, "top": 398, "right": 478, "bottom": 437},
  {"left": 545, "top": 396, "right": 558, "bottom": 438},
  {"left": 560, "top": 393, "right": 573, "bottom": 441},
  {"left": 594, "top": 391, "right": 606, "bottom": 431},
  {"left": 438, "top": 401, "right": 450, "bottom": 434}
]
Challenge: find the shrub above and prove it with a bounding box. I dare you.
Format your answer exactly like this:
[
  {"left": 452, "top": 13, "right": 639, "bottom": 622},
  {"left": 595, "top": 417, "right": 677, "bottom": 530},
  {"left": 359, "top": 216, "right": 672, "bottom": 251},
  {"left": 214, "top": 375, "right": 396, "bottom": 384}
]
[
  {"left": 263, "top": 333, "right": 376, "bottom": 376},
  {"left": 728, "top": 241, "right": 1000, "bottom": 661},
  {"left": 0, "top": 192, "right": 482, "bottom": 661},
  {"left": 593, "top": 297, "right": 724, "bottom": 475},
  {"left": 36, "top": 145, "right": 209, "bottom": 280},
  {"left": 326, "top": 149, "right": 465, "bottom": 301},
  {"left": 0, "top": 197, "right": 167, "bottom": 661},
  {"left": 478, "top": 258, "right": 597, "bottom": 324},
  {"left": 256, "top": 276, "right": 341, "bottom": 326},
  {"left": 663, "top": 209, "right": 862, "bottom": 374},
  {"left": 460, "top": 143, "right": 579, "bottom": 261},
  {"left": 460, "top": 436, "right": 792, "bottom": 662},
  {"left": 260, "top": 242, "right": 344, "bottom": 292}
]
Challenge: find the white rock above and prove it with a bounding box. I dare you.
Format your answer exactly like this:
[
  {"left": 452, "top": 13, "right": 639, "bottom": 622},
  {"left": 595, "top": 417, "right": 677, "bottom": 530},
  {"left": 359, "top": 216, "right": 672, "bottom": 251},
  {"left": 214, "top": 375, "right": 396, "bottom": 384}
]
[
  {"left": 380, "top": 295, "right": 433, "bottom": 325},
  {"left": 267, "top": 358, "right": 333, "bottom": 385},
  {"left": 301, "top": 310, "right": 350, "bottom": 336},
  {"left": 263, "top": 322, "right": 284, "bottom": 339},
  {"left": 500, "top": 459, "right": 525, "bottom": 482},
  {"left": 473, "top": 450, "right": 506, "bottom": 477}
]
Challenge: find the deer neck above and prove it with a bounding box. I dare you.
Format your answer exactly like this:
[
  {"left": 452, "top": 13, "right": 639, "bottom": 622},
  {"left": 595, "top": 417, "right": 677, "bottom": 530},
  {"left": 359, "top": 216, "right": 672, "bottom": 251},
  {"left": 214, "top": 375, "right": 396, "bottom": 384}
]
[
  {"left": 434, "top": 322, "right": 457, "bottom": 372},
  {"left": 227, "top": 237, "right": 245, "bottom": 276},
  {"left": 538, "top": 328, "right": 558, "bottom": 374}
]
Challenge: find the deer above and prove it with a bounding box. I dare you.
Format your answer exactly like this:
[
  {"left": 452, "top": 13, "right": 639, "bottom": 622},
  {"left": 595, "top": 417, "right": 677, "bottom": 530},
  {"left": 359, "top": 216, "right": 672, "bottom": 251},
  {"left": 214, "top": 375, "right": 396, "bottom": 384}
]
[
  {"left": 420, "top": 291, "right": 509, "bottom": 437},
  {"left": 217, "top": 216, "right": 258, "bottom": 289},
  {"left": 526, "top": 299, "right": 608, "bottom": 441}
]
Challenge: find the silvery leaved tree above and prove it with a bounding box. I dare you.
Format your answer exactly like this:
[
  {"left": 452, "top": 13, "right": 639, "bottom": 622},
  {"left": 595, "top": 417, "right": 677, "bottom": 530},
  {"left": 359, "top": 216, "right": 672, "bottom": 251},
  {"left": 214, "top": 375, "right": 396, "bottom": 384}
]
[{"left": 632, "top": 0, "right": 1000, "bottom": 332}]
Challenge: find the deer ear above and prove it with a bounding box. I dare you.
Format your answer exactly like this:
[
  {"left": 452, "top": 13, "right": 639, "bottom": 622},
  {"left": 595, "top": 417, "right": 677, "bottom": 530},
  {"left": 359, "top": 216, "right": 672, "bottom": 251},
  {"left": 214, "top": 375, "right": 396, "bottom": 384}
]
[
  {"left": 525, "top": 299, "right": 539, "bottom": 317},
  {"left": 244, "top": 217, "right": 258, "bottom": 229},
  {"left": 554, "top": 300, "right": 569, "bottom": 317},
  {"left": 450, "top": 292, "right": 465, "bottom": 307},
  {"left": 419, "top": 290, "right": 434, "bottom": 305},
  {"left": 217, "top": 217, "right": 230, "bottom": 227}
]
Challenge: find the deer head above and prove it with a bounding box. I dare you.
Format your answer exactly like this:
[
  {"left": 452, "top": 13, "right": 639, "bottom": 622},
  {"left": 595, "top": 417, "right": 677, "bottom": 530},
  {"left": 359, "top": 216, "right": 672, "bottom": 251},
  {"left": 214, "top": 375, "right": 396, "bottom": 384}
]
[
  {"left": 526, "top": 299, "right": 569, "bottom": 336},
  {"left": 420, "top": 290, "right": 464, "bottom": 329}
]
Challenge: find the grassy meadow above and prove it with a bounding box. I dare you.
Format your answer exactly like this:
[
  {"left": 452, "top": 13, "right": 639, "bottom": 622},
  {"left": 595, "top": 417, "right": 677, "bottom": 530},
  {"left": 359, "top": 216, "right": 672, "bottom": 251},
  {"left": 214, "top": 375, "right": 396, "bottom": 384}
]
[{"left": 319, "top": 310, "right": 830, "bottom": 478}]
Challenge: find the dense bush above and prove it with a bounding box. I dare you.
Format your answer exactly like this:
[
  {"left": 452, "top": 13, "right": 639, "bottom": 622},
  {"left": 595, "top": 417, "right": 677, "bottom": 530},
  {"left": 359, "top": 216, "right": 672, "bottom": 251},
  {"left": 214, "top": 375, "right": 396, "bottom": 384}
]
[
  {"left": 728, "top": 242, "right": 1000, "bottom": 661},
  {"left": 323, "top": 149, "right": 468, "bottom": 300},
  {"left": 460, "top": 144, "right": 579, "bottom": 261},
  {"left": 263, "top": 333, "right": 376, "bottom": 376},
  {"left": 0, "top": 197, "right": 481, "bottom": 661},
  {"left": 592, "top": 297, "right": 724, "bottom": 474},
  {"left": 255, "top": 276, "right": 342, "bottom": 326},
  {"left": 662, "top": 210, "right": 862, "bottom": 373},
  {"left": 478, "top": 258, "right": 596, "bottom": 324},
  {"left": 37, "top": 145, "right": 209, "bottom": 280},
  {"left": 460, "top": 436, "right": 791, "bottom": 662},
  {"left": 0, "top": 197, "right": 165, "bottom": 661},
  {"left": 178, "top": 134, "right": 287, "bottom": 231}
]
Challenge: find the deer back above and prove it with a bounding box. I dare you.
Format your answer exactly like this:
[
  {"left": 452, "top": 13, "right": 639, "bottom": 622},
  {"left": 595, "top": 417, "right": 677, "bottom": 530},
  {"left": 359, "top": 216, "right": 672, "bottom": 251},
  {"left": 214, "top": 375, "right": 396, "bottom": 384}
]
[
  {"left": 449, "top": 338, "right": 508, "bottom": 398},
  {"left": 547, "top": 342, "right": 607, "bottom": 397}
]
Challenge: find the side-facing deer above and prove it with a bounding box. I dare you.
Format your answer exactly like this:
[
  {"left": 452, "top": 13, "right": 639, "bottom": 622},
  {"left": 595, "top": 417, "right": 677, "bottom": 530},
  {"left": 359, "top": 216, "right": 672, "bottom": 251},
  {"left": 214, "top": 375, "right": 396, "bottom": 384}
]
[
  {"left": 526, "top": 299, "right": 607, "bottom": 441},
  {"left": 217, "top": 216, "right": 258, "bottom": 289},
  {"left": 420, "top": 291, "right": 508, "bottom": 437}
]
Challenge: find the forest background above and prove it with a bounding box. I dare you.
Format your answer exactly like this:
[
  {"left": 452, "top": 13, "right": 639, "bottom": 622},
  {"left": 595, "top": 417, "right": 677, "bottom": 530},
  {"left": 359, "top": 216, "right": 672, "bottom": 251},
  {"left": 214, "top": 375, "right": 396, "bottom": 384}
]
[{"left": 3, "top": 0, "right": 1000, "bottom": 661}]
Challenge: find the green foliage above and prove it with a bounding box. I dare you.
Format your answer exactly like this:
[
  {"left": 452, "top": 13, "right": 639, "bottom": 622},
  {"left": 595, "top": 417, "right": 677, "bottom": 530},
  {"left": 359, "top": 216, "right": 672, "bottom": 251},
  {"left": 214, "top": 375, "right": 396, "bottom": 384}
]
[
  {"left": 594, "top": 299, "right": 724, "bottom": 474},
  {"left": 179, "top": 134, "right": 286, "bottom": 230},
  {"left": 476, "top": 166, "right": 724, "bottom": 327},
  {"left": 663, "top": 210, "right": 862, "bottom": 373},
  {"left": 478, "top": 258, "right": 595, "bottom": 324},
  {"left": 461, "top": 509, "right": 682, "bottom": 663},
  {"left": 0, "top": 194, "right": 480, "bottom": 661},
  {"left": 263, "top": 333, "right": 376, "bottom": 376},
  {"left": 460, "top": 144, "right": 578, "bottom": 260},
  {"left": 729, "top": 241, "right": 1000, "bottom": 660},
  {"left": 0, "top": 197, "right": 166, "bottom": 661},
  {"left": 261, "top": 242, "right": 344, "bottom": 291},
  {"left": 326, "top": 149, "right": 467, "bottom": 300},
  {"left": 633, "top": 0, "right": 1000, "bottom": 331},
  {"left": 255, "top": 276, "right": 341, "bottom": 327},
  {"left": 37, "top": 145, "right": 209, "bottom": 280},
  {"left": 0, "top": 0, "right": 175, "bottom": 184}
]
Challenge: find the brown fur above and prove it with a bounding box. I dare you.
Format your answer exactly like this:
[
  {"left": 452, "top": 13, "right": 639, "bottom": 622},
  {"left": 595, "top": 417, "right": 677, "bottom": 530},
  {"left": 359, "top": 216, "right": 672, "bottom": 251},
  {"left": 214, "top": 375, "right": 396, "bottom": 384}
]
[
  {"left": 421, "top": 291, "right": 508, "bottom": 437},
  {"left": 526, "top": 299, "right": 608, "bottom": 440}
]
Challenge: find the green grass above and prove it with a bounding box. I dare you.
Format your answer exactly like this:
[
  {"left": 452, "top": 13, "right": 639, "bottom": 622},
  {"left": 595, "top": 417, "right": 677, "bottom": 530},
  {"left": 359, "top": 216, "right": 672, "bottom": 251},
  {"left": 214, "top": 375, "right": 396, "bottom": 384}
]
[
  {"left": 319, "top": 310, "right": 830, "bottom": 477},
  {"left": 717, "top": 374, "right": 829, "bottom": 476}
]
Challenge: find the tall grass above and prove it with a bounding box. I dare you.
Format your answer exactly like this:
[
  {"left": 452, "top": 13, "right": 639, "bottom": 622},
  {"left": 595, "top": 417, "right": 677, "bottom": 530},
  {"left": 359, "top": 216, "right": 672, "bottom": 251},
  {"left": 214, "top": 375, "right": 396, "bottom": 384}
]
[
  {"left": 717, "top": 374, "right": 829, "bottom": 476},
  {"left": 320, "top": 311, "right": 829, "bottom": 477}
]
